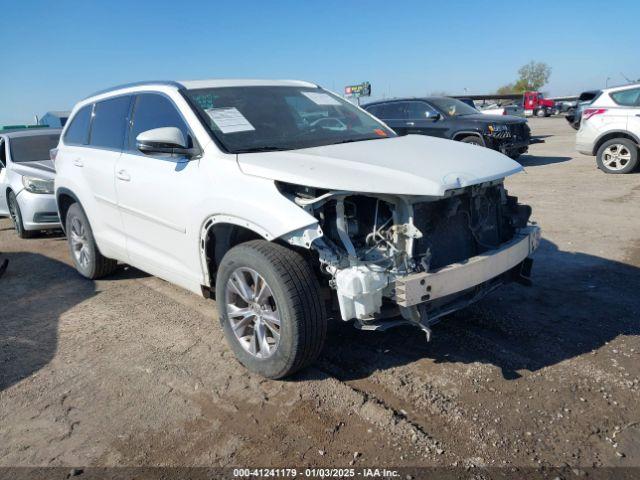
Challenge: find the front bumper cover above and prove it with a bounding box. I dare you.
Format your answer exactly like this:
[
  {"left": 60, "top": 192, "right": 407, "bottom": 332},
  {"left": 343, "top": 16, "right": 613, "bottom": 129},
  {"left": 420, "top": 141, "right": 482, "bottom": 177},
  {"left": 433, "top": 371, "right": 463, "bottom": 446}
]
[
  {"left": 16, "top": 189, "right": 60, "bottom": 230},
  {"left": 395, "top": 226, "right": 540, "bottom": 307}
]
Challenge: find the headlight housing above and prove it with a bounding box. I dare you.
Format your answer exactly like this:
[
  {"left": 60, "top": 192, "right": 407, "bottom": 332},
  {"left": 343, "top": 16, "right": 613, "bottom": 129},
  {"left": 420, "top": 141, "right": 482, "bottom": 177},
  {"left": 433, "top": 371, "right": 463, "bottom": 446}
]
[
  {"left": 487, "top": 124, "right": 509, "bottom": 134},
  {"left": 22, "top": 176, "right": 54, "bottom": 194}
]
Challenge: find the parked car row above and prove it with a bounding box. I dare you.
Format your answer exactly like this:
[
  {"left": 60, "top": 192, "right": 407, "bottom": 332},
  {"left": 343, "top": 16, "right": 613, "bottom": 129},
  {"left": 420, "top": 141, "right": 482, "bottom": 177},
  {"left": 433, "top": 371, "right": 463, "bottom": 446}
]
[
  {"left": 575, "top": 83, "right": 640, "bottom": 174},
  {"left": 457, "top": 98, "right": 526, "bottom": 118},
  {"left": 1, "top": 79, "right": 541, "bottom": 379}
]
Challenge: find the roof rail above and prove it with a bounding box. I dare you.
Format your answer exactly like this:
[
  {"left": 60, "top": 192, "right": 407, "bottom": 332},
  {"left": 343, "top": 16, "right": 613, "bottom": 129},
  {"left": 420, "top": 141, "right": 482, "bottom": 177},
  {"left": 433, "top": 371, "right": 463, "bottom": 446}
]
[{"left": 84, "top": 80, "right": 184, "bottom": 100}]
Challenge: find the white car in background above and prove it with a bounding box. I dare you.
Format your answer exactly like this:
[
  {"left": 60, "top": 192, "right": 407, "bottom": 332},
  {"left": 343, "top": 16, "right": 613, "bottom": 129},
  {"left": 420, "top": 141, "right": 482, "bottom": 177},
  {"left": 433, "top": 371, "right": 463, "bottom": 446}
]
[
  {"left": 0, "top": 128, "right": 62, "bottom": 237},
  {"left": 479, "top": 103, "right": 525, "bottom": 118},
  {"left": 576, "top": 83, "right": 640, "bottom": 174}
]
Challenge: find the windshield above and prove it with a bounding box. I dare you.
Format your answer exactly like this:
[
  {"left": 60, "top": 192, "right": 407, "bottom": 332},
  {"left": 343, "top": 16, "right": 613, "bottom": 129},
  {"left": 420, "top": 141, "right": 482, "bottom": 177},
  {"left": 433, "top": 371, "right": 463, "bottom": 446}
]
[
  {"left": 427, "top": 98, "right": 478, "bottom": 117},
  {"left": 9, "top": 133, "right": 60, "bottom": 163},
  {"left": 185, "top": 86, "right": 396, "bottom": 153}
]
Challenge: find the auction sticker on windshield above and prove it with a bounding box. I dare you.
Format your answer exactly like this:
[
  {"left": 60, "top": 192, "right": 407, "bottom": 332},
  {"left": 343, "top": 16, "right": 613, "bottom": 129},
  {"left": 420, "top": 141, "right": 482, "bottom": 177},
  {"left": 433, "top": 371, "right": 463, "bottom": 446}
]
[
  {"left": 301, "top": 91, "right": 342, "bottom": 106},
  {"left": 205, "top": 107, "right": 255, "bottom": 133}
]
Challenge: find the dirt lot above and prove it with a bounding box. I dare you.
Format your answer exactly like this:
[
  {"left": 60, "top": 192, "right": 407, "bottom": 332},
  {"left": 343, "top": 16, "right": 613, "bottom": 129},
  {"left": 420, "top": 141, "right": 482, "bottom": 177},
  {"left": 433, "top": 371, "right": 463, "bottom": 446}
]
[{"left": 1, "top": 117, "right": 639, "bottom": 470}]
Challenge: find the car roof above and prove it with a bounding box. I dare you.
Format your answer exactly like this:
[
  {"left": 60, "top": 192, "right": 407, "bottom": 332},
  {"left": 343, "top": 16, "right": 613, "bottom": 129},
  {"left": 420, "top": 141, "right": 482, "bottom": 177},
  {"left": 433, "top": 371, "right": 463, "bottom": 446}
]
[
  {"left": 363, "top": 96, "right": 449, "bottom": 107},
  {"left": 85, "top": 79, "right": 319, "bottom": 100},
  {"left": 179, "top": 78, "right": 318, "bottom": 89},
  {"left": 602, "top": 82, "right": 640, "bottom": 94},
  {"left": 0, "top": 128, "right": 62, "bottom": 139}
]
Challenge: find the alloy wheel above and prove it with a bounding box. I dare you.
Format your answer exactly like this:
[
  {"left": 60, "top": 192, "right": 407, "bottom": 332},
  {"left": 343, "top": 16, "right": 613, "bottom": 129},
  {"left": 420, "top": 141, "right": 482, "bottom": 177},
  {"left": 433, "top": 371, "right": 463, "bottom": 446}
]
[
  {"left": 225, "top": 267, "right": 281, "bottom": 359},
  {"left": 602, "top": 144, "right": 632, "bottom": 171},
  {"left": 69, "top": 216, "right": 91, "bottom": 269}
]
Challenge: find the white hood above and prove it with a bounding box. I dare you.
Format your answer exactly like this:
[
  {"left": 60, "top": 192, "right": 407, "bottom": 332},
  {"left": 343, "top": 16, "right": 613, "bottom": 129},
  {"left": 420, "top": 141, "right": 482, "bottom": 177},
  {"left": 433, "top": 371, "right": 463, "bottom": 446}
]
[
  {"left": 237, "top": 135, "right": 523, "bottom": 196},
  {"left": 11, "top": 160, "right": 56, "bottom": 180}
]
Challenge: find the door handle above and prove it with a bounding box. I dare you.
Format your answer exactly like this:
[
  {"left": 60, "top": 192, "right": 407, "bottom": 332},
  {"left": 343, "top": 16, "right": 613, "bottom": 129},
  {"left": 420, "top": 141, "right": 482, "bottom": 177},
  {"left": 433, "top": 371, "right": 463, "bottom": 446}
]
[
  {"left": 406, "top": 121, "right": 415, "bottom": 126},
  {"left": 116, "top": 170, "right": 131, "bottom": 181},
  {"left": 73, "top": 158, "right": 83, "bottom": 167}
]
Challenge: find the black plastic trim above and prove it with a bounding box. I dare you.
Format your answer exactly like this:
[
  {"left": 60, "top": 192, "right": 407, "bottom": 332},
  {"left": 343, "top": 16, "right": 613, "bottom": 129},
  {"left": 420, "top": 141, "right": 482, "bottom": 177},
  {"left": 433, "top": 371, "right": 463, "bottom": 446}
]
[{"left": 54, "top": 187, "right": 81, "bottom": 233}]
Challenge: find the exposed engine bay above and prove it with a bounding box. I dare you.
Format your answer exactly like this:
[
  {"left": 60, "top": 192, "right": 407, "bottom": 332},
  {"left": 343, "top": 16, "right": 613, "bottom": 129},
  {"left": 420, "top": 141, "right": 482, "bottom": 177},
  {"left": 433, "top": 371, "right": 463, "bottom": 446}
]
[{"left": 278, "top": 180, "right": 540, "bottom": 338}]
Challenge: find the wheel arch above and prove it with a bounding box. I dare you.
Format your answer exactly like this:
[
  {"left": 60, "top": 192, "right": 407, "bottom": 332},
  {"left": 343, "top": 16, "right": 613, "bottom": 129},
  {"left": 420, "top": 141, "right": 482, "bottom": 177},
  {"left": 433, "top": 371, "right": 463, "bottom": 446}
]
[
  {"left": 199, "top": 216, "right": 270, "bottom": 297},
  {"left": 55, "top": 187, "right": 81, "bottom": 234},
  {"left": 198, "top": 215, "right": 321, "bottom": 297},
  {"left": 5, "top": 187, "right": 16, "bottom": 219},
  {"left": 452, "top": 130, "right": 485, "bottom": 145},
  {"left": 592, "top": 131, "right": 640, "bottom": 156}
]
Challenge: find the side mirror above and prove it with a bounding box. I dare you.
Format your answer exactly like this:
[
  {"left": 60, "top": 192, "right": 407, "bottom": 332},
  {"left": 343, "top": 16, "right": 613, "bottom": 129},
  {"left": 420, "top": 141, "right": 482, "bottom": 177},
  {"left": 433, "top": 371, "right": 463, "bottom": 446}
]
[
  {"left": 425, "top": 111, "right": 441, "bottom": 121},
  {"left": 136, "top": 127, "right": 198, "bottom": 157}
]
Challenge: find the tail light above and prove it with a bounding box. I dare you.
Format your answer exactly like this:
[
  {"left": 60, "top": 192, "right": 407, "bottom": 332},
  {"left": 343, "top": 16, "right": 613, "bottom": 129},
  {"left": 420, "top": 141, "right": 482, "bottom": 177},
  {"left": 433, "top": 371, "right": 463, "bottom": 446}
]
[
  {"left": 582, "top": 108, "right": 607, "bottom": 121},
  {"left": 503, "top": 110, "right": 508, "bottom": 115},
  {"left": 50, "top": 148, "right": 58, "bottom": 162}
]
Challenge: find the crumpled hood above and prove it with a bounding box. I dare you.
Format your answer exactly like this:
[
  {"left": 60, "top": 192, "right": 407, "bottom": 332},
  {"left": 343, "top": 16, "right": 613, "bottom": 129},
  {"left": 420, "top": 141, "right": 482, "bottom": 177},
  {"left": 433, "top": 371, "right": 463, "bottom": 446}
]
[
  {"left": 11, "top": 160, "right": 56, "bottom": 180},
  {"left": 237, "top": 135, "right": 523, "bottom": 196}
]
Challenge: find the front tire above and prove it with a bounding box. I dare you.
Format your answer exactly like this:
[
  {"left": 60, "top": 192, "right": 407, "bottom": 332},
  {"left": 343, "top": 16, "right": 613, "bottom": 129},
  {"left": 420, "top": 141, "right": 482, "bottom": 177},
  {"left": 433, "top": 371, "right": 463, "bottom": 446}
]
[
  {"left": 65, "top": 203, "right": 117, "bottom": 279},
  {"left": 596, "top": 138, "right": 639, "bottom": 174},
  {"left": 535, "top": 108, "right": 547, "bottom": 118},
  {"left": 215, "top": 240, "right": 327, "bottom": 379},
  {"left": 7, "top": 191, "right": 35, "bottom": 239}
]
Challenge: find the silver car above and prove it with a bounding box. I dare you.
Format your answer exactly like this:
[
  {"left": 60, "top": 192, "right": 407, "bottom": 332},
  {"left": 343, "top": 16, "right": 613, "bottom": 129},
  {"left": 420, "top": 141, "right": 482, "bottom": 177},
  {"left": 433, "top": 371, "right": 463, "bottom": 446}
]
[{"left": 0, "top": 128, "right": 62, "bottom": 237}]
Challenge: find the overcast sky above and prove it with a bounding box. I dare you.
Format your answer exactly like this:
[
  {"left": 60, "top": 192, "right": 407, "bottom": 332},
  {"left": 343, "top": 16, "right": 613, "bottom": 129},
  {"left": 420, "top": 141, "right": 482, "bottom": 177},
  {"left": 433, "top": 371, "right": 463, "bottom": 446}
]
[{"left": 1, "top": 0, "right": 638, "bottom": 125}]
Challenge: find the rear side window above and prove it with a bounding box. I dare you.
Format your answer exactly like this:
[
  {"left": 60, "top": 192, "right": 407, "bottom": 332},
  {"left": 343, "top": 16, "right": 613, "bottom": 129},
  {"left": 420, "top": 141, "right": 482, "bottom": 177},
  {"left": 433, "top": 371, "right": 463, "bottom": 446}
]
[
  {"left": 89, "top": 96, "right": 131, "bottom": 150},
  {"left": 0, "top": 141, "right": 6, "bottom": 166},
  {"left": 129, "top": 94, "right": 191, "bottom": 151},
  {"left": 64, "top": 105, "right": 92, "bottom": 145},
  {"left": 370, "top": 103, "right": 406, "bottom": 120},
  {"left": 610, "top": 88, "right": 640, "bottom": 107},
  {"left": 365, "top": 105, "right": 383, "bottom": 117}
]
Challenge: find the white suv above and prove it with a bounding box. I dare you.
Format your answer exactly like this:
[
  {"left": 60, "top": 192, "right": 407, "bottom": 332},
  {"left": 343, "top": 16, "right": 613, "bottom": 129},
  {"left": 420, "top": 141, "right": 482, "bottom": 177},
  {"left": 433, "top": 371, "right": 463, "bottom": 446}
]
[
  {"left": 54, "top": 79, "right": 540, "bottom": 378},
  {"left": 576, "top": 83, "right": 640, "bottom": 174}
]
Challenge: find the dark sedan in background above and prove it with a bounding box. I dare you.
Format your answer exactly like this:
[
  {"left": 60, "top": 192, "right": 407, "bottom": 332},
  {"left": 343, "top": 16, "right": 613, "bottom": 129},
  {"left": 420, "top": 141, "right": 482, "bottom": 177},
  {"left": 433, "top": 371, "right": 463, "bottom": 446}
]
[{"left": 363, "top": 97, "right": 531, "bottom": 159}]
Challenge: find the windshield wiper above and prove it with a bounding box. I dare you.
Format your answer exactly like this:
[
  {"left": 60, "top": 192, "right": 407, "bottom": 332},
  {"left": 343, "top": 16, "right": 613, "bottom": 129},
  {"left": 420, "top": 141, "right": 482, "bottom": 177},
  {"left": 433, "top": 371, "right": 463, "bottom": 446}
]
[
  {"left": 328, "top": 137, "right": 386, "bottom": 146},
  {"left": 234, "top": 146, "right": 295, "bottom": 153}
]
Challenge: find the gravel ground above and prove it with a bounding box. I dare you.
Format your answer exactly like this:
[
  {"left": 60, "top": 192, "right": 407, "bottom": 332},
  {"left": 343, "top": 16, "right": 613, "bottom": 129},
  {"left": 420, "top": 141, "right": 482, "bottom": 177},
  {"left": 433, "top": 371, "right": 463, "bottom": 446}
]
[{"left": 1, "top": 117, "right": 639, "bottom": 470}]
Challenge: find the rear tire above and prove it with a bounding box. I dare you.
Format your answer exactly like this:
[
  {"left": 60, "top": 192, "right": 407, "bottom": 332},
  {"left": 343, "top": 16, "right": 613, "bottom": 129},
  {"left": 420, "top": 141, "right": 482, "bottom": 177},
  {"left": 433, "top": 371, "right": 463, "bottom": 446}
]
[
  {"left": 215, "top": 240, "right": 327, "bottom": 379},
  {"left": 7, "top": 191, "right": 35, "bottom": 239},
  {"left": 65, "top": 203, "right": 118, "bottom": 279},
  {"left": 459, "top": 135, "right": 484, "bottom": 147},
  {"left": 596, "top": 138, "right": 639, "bottom": 174}
]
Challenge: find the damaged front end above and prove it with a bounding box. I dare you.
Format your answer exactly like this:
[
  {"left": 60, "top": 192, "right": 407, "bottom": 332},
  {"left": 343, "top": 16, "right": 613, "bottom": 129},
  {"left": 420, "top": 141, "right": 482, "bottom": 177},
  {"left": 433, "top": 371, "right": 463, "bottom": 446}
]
[{"left": 278, "top": 180, "right": 540, "bottom": 339}]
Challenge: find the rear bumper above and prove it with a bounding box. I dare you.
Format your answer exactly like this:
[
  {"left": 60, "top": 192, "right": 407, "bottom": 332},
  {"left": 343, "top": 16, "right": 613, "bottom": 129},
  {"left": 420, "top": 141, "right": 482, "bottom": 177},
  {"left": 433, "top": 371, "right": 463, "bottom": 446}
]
[
  {"left": 16, "top": 190, "right": 60, "bottom": 230},
  {"left": 576, "top": 140, "right": 594, "bottom": 156},
  {"left": 395, "top": 226, "right": 541, "bottom": 307}
]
